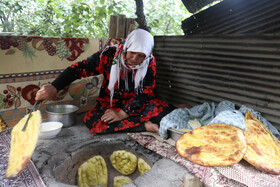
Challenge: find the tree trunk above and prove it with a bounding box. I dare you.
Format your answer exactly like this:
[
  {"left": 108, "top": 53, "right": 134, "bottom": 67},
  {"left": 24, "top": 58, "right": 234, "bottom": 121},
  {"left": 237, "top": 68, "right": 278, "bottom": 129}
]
[{"left": 134, "top": 0, "right": 150, "bottom": 32}]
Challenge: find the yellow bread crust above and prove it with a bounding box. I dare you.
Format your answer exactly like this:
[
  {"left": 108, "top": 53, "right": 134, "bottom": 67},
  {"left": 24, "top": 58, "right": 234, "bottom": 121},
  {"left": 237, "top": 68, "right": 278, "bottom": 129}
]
[
  {"left": 176, "top": 123, "right": 246, "bottom": 167},
  {"left": 6, "top": 110, "right": 42, "bottom": 178},
  {"left": 244, "top": 111, "right": 280, "bottom": 175},
  {"left": 78, "top": 155, "right": 108, "bottom": 187}
]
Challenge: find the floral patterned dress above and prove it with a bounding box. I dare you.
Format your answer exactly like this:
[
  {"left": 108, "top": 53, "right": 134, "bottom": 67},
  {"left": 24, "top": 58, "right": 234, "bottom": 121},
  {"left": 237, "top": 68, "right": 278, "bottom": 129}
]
[{"left": 52, "top": 46, "right": 175, "bottom": 136}]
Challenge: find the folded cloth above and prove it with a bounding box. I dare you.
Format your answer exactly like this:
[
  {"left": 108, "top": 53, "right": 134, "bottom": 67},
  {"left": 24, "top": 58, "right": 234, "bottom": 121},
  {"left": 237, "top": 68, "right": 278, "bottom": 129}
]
[
  {"left": 0, "top": 131, "right": 46, "bottom": 187},
  {"left": 159, "top": 102, "right": 215, "bottom": 139},
  {"left": 159, "top": 101, "right": 235, "bottom": 139},
  {"left": 209, "top": 110, "right": 246, "bottom": 131},
  {"left": 215, "top": 100, "right": 236, "bottom": 115}
]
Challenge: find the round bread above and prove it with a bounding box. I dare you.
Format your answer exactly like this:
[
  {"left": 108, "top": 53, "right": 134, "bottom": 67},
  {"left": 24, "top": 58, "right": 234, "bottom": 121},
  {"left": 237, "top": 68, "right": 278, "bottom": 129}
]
[
  {"left": 110, "top": 150, "right": 137, "bottom": 175},
  {"left": 176, "top": 123, "right": 246, "bottom": 166},
  {"left": 138, "top": 158, "right": 151, "bottom": 174},
  {"left": 243, "top": 111, "right": 280, "bottom": 175},
  {"left": 78, "top": 155, "right": 108, "bottom": 187},
  {"left": 113, "top": 176, "right": 132, "bottom": 187}
]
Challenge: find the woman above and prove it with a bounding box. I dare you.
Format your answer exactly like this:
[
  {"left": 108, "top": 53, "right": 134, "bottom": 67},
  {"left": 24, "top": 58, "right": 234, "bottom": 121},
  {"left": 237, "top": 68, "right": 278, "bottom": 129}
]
[{"left": 35, "top": 29, "right": 175, "bottom": 136}]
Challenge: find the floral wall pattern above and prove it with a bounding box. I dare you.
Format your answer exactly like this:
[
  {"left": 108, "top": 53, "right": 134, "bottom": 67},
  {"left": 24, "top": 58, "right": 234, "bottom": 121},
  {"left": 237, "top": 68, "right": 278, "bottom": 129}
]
[
  {"left": 0, "top": 35, "right": 89, "bottom": 62},
  {"left": 0, "top": 74, "right": 103, "bottom": 112},
  {"left": 0, "top": 35, "right": 104, "bottom": 127}
]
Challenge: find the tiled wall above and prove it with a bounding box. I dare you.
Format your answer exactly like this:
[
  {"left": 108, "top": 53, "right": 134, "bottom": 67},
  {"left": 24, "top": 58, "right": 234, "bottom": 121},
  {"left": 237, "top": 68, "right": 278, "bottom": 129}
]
[{"left": 0, "top": 35, "right": 106, "bottom": 127}]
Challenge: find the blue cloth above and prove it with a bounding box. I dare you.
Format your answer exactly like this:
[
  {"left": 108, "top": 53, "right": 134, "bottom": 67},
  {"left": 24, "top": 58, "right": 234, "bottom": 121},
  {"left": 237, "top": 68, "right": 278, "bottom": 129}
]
[
  {"left": 209, "top": 110, "right": 246, "bottom": 131},
  {"left": 159, "top": 101, "right": 236, "bottom": 139},
  {"left": 159, "top": 102, "right": 214, "bottom": 139},
  {"left": 159, "top": 100, "right": 279, "bottom": 139}
]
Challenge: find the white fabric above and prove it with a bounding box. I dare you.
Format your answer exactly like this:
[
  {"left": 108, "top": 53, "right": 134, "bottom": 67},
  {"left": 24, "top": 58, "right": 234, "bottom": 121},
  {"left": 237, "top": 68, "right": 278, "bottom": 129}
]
[
  {"left": 123, "top": 29, "right": 154, "bottom": 58},
  {"left": 108, "top": 29, "right": 154, "bottom": 106},
  {"left": 108, "top": 54, "right": 120, "bottom": 105}
]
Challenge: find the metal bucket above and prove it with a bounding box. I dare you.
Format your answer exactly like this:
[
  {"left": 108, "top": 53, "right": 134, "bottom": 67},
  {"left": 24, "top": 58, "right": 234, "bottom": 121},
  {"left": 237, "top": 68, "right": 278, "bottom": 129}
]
[{"left": 46, "top": 105, "right": 79, "bottom": 127}]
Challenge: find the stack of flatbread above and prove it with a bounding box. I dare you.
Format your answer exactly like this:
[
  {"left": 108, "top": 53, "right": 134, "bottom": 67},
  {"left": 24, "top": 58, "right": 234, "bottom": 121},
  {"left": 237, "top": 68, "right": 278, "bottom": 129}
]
[
  {"left": 176, "top": 111, "right": 280, "bottom": 174},
  {"left": 243, "top": 111, "right": 280, "bottom": 175}
]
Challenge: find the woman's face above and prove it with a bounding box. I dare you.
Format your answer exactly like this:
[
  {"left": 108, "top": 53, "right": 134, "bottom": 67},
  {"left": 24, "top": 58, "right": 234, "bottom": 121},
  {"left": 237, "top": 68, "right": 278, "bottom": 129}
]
[{"left": 125, "top": 51, "right": 146, "bottom": 66}]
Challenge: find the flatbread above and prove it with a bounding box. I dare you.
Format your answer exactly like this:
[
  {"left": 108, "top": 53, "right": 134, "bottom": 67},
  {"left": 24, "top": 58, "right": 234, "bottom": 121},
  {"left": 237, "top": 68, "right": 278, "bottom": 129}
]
[
  {"left": 6, "top": 110, "right": 42, "bottom": 178},
  {"left": 138, "top": 158, "right": 151, "bottom": 174},
  {"left": 176, "top": 123, "right": 246, "bottom": 166},
  {"left": 113, "top": 176, "right": 132, "bottom": 187},
  {"left": 110, "top": 150, "right": 137, "bottom": 175},
  {"left": 78, "top": 155, "right": 108, "bottom": 187},
  {"left": 243, "top": 111, "right": 280, "bottom": 175}
]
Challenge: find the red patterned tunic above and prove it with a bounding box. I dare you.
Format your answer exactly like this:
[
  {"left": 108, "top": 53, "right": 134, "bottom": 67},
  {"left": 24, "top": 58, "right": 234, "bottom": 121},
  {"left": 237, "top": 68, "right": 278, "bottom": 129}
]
[{"left": 52, "top": 47, "right": 175, "bottom": 136}]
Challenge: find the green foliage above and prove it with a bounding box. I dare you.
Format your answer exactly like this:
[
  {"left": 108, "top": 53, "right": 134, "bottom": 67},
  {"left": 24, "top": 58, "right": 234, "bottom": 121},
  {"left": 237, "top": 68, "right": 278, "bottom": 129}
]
[
  {"left": 0, "top": 0, "right": 28, "bottom": 32},
  {"left": 144, "top": 0, "right": 191, "bottom": 36},
  {"left": 0, "top": 0, "right": 191, "bottom": 37}
]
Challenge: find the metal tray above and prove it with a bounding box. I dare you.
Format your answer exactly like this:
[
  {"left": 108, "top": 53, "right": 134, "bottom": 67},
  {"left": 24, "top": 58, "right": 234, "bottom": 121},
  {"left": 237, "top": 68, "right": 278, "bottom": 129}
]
[{"left": 167, "top": 128, "right": 186, "bottom": 141}]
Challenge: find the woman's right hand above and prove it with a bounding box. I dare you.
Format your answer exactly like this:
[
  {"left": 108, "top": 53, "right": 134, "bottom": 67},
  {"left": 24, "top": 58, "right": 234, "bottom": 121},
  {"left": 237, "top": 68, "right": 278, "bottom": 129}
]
[{"left": 35, "top": 84, "right": 57, "bottom": 101}]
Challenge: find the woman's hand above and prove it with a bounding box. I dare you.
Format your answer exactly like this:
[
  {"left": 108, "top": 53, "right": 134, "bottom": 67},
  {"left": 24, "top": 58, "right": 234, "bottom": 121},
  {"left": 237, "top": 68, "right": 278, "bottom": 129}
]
[
  {"left": 35, "top": 84, "right": 57, "bottom": 101},
  {"left": 101, "top": 109, "right": 129, "bottom": 124}
]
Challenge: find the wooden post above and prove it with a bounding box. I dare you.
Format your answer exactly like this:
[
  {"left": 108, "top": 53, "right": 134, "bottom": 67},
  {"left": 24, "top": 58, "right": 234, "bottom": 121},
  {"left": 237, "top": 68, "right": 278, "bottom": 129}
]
[
  {"left": 109, "top": 15, "right": 117, "bottom": 38},
  {"left": 125, "top": 18, "right": 136, "bottom": 37},
  {"left": 116, "top": 15, "right": 126, "bottom": 38}
]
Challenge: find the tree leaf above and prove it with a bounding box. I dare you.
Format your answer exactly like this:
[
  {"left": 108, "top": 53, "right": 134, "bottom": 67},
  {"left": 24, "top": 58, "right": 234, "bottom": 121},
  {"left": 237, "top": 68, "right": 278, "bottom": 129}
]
[
  {"left": 7, "top": 85, "right": 16, "bottom": 94},
  {"left": 15, "top": 97, "right": 21, "bottom": 109}
]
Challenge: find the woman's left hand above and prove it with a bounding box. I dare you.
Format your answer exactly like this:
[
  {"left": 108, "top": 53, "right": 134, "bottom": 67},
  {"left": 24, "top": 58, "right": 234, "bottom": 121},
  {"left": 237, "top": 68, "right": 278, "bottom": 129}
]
[{"left": 101, "top": 109, "right": 129, "bottom": 124}]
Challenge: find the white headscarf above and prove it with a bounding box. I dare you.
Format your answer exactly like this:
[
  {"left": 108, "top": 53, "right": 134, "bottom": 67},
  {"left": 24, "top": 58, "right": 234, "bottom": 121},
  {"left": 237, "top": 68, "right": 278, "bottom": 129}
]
[
  {"left": 108, "top": 29, "right": 154, "bottom": 106},
  {"left": 124, "top": 29, "right": 154, "bottom": 58}
]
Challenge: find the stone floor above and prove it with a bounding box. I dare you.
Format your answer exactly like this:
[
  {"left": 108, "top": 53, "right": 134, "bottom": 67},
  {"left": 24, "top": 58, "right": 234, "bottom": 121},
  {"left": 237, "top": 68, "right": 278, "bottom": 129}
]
[{"left": 32, "top": 114, "right": 202, "bottom": 187}]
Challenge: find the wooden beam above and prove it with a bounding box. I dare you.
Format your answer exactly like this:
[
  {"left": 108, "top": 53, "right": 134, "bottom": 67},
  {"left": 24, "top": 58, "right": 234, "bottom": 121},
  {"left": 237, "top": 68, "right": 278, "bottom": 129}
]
[
  {"left": 116, "top": 15, "right": 126, "bottom": 38},
  {"left": 125, "top": 18, "right": 136, "bottom": 37},
  {"left": 109, "top": 15, "right": 117, "bottom": 38}
]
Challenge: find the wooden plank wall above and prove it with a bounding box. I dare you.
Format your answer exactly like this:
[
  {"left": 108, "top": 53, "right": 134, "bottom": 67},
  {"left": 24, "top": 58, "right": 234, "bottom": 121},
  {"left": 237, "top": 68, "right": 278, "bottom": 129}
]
[{"left": 109, "top": 15, "right": 136, "bottom": 38}]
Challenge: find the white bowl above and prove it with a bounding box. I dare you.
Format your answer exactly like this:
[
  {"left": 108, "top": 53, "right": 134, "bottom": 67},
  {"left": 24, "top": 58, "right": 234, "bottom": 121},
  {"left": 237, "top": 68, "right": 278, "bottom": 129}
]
[{"left": 39, "top": 122, "right": 63, "bottom": 139}]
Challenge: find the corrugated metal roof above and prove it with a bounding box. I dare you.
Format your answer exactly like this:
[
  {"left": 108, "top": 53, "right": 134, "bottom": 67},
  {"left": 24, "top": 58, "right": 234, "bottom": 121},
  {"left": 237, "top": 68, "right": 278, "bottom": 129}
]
[
  {"left": 181, "top": 0, "right": 217, "bottom": 13},
  {"left": 153, "top": 35, "right": 280, "bottom": 130},
  {"left": 182, "top": 0, "right": 280, "bottom": 35}
]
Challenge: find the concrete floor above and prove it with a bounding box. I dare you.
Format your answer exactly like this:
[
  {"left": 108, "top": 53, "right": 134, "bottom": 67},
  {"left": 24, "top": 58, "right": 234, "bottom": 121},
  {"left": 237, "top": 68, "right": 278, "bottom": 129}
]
[{"left": 32, "top": 115, "right": 201, "bottom": 187}]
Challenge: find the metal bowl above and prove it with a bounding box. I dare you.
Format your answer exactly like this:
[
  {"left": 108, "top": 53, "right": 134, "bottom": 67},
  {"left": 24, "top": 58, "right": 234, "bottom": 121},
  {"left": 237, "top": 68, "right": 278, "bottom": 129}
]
[
  {"left": 168, "top": 128, "right": 185, "bottom": 141},
  {"left": 46, "top": 105, "right": 79, "bottom": 127}
]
